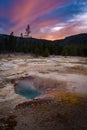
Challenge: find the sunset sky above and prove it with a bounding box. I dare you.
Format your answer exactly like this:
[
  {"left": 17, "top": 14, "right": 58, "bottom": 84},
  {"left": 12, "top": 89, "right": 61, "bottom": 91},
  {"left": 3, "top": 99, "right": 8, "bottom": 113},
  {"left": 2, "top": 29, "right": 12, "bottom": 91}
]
[{"left": 0, "top": 0, "right": 87, "bottom": 40}]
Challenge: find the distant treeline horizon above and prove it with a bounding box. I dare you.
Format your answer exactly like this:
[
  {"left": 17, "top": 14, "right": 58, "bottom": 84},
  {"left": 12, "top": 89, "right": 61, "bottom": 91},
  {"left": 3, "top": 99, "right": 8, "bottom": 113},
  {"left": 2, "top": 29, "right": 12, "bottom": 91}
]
[{"left": 0, "top": 33, "right": 87, "bottom": 57}]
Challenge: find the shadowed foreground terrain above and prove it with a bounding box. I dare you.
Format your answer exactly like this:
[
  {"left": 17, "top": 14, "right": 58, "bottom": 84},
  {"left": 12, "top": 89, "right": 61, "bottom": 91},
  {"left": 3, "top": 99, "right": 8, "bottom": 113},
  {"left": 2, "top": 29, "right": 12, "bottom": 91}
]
[
  {"left": 15, "top": 94, "right": 87, "bottom": 130},
  {"left": 0, "top": 54, "right": 87, "bottom": 130},
  {"left": 1, "top": 94, "right": 87, "bottom": 130}
]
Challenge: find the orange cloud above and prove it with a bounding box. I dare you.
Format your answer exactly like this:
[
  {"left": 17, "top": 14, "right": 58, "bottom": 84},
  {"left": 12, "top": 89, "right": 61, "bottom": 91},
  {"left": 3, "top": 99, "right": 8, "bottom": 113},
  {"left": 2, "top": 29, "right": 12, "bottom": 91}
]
[{"left": 33, "top": 22, "right": 84, "bottom": 40}]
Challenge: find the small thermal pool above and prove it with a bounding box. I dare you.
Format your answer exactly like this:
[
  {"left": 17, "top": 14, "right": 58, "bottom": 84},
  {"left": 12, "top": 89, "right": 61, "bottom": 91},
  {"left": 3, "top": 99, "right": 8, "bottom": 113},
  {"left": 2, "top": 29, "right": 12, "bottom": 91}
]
[{"left": 15, "top": 80, "right": 41, "bottom": 99}]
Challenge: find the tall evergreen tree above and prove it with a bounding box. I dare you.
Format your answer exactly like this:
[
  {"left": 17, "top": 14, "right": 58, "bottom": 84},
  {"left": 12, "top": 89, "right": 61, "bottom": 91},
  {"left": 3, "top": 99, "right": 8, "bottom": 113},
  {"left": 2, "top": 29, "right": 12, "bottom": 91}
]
[{"left": 25, "top": 24, "right": 31, "bottom": 38}]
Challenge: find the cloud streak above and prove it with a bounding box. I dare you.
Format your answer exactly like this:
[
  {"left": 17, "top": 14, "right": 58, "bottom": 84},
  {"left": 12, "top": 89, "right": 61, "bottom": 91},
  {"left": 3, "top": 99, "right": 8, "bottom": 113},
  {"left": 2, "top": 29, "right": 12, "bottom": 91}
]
[{"left": 0, "top": 0, "right": 87, "bottom": 40}]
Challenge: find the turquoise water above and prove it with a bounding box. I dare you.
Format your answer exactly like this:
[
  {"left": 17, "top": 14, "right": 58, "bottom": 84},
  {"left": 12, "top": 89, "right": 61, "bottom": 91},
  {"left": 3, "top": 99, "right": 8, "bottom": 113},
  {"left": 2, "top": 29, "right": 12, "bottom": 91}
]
[{"left": 15, "top": 85, "right": 41, "bottom": 99}]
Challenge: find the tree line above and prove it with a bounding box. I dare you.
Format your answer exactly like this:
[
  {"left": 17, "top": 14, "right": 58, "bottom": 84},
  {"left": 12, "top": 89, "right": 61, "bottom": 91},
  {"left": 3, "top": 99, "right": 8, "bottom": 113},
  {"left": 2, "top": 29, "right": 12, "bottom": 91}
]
[{"left": 0, "top": 26, "right": 87, "bottom": 57}]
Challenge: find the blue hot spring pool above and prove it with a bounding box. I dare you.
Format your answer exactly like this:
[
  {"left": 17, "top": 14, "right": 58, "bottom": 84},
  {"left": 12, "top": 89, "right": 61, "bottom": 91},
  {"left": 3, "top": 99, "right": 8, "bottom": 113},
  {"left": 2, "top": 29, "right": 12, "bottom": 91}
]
[{"left": 15, "top": 81, "right": 41, "bottom": 99}]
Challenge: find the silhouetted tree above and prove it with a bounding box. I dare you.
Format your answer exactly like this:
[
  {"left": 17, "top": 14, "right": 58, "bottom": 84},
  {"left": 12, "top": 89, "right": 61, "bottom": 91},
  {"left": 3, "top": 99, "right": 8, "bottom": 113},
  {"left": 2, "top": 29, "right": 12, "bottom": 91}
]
[
  {"left": 25, "top": 24, "right": 31, "bottom": 37},
  {"left": 20, "top": 33, "right": 23, "bottom": 38},
  {"left": 10, "top": 32, "right": 14, "bottom": 36},
  {"left": 42, "top": 47, "right": 49, "bottom": 57},
  {"left": 9, "top": 32, "right": 15, "bottom": 51}
]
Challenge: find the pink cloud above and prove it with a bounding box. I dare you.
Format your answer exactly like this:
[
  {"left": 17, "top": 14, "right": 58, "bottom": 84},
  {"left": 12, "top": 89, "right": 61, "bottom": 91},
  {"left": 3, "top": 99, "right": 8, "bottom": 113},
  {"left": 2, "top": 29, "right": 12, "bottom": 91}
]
[
  {"left": 2, "top": 0, "right": 83, "bottom": 40},
  {"left": 9, "top": 0, "right": 72, "bottom": 34}
]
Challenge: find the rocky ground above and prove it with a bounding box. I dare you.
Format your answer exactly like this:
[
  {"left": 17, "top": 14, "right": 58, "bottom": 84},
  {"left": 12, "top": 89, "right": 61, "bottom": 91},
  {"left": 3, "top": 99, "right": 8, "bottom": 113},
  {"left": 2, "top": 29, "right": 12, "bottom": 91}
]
[{"left": 0, "top": 54, "right": 87, "bottom": 130}]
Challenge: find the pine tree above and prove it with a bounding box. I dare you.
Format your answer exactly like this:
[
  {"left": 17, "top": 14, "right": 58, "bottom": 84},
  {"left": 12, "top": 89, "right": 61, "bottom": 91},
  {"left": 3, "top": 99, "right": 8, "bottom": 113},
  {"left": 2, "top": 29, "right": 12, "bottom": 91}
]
[
  {"left": 20, "top": 33, "right": 23, "bottom": 38},
  {"left": 25, "top": 24, "right": 31, "bottom": 38}
]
